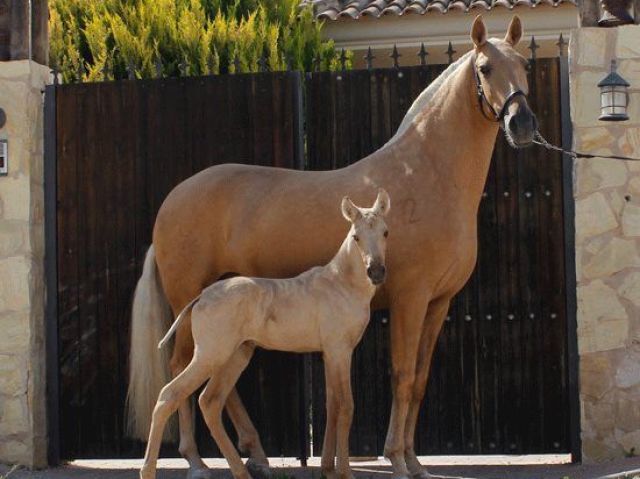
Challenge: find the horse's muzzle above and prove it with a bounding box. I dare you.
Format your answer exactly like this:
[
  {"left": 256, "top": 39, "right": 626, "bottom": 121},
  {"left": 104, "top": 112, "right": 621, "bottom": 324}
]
[
  {"left": 505, "top": 109, "right": 538, "bottom": 147},
  {"left": 367, "top": 264, "right": 386, "bottom": 285}
]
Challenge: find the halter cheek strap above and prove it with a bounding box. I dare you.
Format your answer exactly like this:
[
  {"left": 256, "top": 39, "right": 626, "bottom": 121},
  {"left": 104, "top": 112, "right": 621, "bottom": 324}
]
[{"left": 473, "top": 55, "right": 526, "bottom": 123}]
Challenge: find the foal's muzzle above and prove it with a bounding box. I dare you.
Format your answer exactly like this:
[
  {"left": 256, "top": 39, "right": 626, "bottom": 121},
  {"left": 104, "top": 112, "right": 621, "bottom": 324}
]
[{"left": 367, "top": 264, "right": 386, "bottom": 285}]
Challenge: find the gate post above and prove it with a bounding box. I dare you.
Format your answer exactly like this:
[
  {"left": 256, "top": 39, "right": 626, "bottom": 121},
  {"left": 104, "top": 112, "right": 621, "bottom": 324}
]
[
  {"left": 0, "top": 0, "right": 51, "bottom": 468},
  {"left": 569, "top": 26, "right": 640, "bottom": 462}
]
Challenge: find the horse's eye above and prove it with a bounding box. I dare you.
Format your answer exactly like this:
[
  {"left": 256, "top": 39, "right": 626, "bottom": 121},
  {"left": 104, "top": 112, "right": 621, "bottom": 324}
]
[
  {"left": 384, "top": 231, "right": 389, "bottom": 238},
  {"left": 479, "top": 64, "right": 491, "bottom": 76},
  {"left": 525, "top": 62, "right": 533, "bottom": 73},
  {"left": 353, "top": 235, "right": 359, "bottom": 242}
]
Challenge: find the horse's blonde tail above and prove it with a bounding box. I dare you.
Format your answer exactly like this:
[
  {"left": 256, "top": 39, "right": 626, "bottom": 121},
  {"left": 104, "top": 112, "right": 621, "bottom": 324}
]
[
  {"left": 158, "top": 295, "right": 200, "bottom": 350},
  {"left": 126, "top": 245, "right": 176, "bottom": 441}
]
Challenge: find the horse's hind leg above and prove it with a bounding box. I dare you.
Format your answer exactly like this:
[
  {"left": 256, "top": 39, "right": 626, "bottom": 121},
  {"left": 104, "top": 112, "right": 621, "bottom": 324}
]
[
  {"left": 140, "top": 359, "right": 210, "bottom": 479},
  {"left": 199, "top": 345, "right": 254, "bottom": 479}
]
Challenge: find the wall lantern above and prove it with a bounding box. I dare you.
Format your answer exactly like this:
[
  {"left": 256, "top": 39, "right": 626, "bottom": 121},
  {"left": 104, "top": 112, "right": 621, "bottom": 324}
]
[{"left": 598, "top": 60, "right": 630, "bottom": 122}]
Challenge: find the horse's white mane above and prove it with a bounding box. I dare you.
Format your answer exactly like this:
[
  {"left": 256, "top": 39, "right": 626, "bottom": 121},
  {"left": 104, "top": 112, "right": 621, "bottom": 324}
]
[{"left": 385, "top": 50, "right": 474, "bottom": 147}]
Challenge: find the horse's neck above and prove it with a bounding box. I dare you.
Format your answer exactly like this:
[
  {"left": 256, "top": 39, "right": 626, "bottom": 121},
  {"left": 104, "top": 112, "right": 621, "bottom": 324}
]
[
  {"left": 326, "top": 236, "right": 373, "bottom": 297},
  {"left": 386, "top": 58, "right": 500, "bottom": 213}
]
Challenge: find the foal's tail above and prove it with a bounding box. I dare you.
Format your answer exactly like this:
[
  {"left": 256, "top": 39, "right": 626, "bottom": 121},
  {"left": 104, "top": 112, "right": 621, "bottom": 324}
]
[
  {"left": 158, "top": 295, "right": 200, "bottom": 350},
  {"left": 126, "top": 245, "right": 175, "bottom": 441}
]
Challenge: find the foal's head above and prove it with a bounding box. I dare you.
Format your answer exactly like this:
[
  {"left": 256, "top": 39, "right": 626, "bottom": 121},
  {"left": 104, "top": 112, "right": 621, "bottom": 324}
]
[
  {"left": 341, "top": 189, "right": 391, "bottom": 286},
  {"left": 470, "top": 15, "right": 538, "bottom": 147}
]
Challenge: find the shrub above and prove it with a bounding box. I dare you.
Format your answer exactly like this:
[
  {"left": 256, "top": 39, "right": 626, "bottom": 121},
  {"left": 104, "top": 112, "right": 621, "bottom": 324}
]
[{"left": 50, "top": 0, "right": 351, "bottom": 82}]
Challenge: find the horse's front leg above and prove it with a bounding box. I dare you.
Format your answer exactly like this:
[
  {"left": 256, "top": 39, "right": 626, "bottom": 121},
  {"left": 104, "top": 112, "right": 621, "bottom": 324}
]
[
  {"left": 383, "top": 290, "right": 431, "bottom": 479},
  {"left": 404, "top": 296, "right": 452, "bottom": 479}
]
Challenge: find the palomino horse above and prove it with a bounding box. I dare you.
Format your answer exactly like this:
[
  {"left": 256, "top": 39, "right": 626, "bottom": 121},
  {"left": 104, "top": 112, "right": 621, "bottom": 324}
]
[
  {"left": 140, "top": 191, "right": 390, "bottom": 479},
  {"left": 127, "top": 15, "right": 537, "bottom": 479}
]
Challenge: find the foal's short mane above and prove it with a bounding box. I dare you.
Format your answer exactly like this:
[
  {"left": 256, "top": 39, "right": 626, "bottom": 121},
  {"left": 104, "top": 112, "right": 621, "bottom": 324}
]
[{"left": 385, "top": 50, "right": 474, "bottom": 147}]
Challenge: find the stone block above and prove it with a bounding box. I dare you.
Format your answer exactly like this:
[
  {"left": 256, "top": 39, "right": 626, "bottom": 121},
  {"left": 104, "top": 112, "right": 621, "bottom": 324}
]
[
  {"left": 582, "top": 237, "right": 640, "bottom": 279},
  {"left": 616, "top": 25, "right": 640, "bottom": 59},
  {"left": 572, "top": 72, "right": 609, "bottom": 129},
  {"left": 580, "top": 353, "right": 614, "bottom": 399},
  {"left": 615, "top": 397, "right": 640, "bottom": 433},
  {"left": 0, "top": 354, "right": 28, "bottom": 397},
  {"left": 578, "top": 280, "right": 629, "bottom": 353},
  {"left": 576, "top": 192, "right": 618, "bottom": 239},
  {"left": 583, "top": 436, "right": 621, "bottom": 462},
  {"left": 615, "top": 429, "right": 640, "bottom": 455},
  {"left": 0, "top": 395, "right": 29, "bottom": 436},
  {"left": 615, "top": 353, "right": 640, "bottom": 389},
  {"left": 0, "top": 174, "right": 31, "bottom": 221},
  {"left": 0, "top": 439, "right": 30, "bottom": 465},
  {"left": 575, "top": 157, "right": 628, "bottom": 196},
  {"left": 576, "top": 29, "right": 610, "bottom": 68},
  {"left": 622, "top": 203, "right": 640, "bottom": 236},
  {"left": 619, "top": 271, "right": 640, "bottom": 306},
  {"left": 584, "top": 400, "right": 615, "bottom": 434},
  {"left": 0, "top": 222, "right": 26, "bottom": 258},
  {"left": 0, "top": 256, "right": 31, "bottom": 311},
  {"left": 630, "top": 177, "right": 640, "bottom": 196}
]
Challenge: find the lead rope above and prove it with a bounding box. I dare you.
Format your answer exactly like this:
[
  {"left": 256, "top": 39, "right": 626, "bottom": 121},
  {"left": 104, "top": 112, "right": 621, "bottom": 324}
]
[{"left": 533, "top": 131, "right": 640, "bottom": 162}]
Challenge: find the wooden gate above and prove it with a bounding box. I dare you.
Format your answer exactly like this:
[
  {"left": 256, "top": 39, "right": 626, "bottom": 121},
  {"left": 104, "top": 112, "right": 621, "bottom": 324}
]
[
  {"left": 48, "top": 72, "right": 306, "bottom": 459},
  {"left": 306, "top": 58, "right": 574, "bottom": 456},
  {"left": 45, "top": 58, "right": 577, "bottom": 461}
]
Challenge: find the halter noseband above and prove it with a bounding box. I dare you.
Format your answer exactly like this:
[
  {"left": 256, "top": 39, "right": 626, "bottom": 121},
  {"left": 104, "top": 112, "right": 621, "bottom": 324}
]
[{"left": 473, "top": 54, "right": 526, "bottom": 123}]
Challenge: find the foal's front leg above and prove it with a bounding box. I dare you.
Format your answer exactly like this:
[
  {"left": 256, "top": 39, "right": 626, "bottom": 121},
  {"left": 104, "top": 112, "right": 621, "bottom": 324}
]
[{"left": 324, "top": 349, "right": 355, "bottom": 479}]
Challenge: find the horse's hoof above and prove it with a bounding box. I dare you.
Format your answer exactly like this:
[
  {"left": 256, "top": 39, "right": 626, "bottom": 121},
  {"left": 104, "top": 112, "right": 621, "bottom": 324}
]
[
  {"left": 246, "top": 459, "right": 272, "bottom": 479},
  {"left": 187, "top": 467, "right": 215, "bottom": 479},
  {"left": 411, "top": 471, "right": 433, "bottom": 479}
]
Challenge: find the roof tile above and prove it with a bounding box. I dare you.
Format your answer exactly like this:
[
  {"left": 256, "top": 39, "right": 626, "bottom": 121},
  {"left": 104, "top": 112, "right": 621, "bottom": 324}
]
[{"left": 306, "top": 0, "right": 575, "bottom": 19}]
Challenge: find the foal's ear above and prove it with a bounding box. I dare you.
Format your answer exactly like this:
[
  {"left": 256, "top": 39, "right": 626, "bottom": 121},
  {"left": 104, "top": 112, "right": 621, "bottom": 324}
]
[
  {"left": 471, "top": 15, "right": 487, "bottom": 49},
  {"left": 373, "top": 188, "right": 391, "bottom": 217},
  {"left": 341, "top": 196, "right": 361, "bottom": 223},
  {"left": 504, "top": 15, "right": 523, "bottom": 46}
]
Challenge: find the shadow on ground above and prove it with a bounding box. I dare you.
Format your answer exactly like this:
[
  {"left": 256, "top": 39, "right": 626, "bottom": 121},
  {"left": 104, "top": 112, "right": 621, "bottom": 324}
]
[{"left": 3, "top": 459, "right": 640, "bottom": 479}]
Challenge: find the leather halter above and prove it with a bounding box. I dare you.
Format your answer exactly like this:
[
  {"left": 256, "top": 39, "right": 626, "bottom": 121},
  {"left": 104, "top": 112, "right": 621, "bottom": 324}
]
[{"left": 472, "top": 55, "right": 526, "bottom": 123}]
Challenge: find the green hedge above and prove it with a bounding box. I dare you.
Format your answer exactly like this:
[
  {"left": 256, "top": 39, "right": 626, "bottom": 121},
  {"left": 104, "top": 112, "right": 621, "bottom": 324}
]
[{"left": 50, "top": 0, "right": 351, "bottom": 82}]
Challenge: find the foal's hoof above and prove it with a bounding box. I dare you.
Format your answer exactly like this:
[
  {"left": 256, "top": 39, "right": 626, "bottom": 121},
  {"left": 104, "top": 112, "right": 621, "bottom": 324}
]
[
  {"left": 187, "top": 467, "right": 215, "bottom": 479},
  {"left": 411, "top": 470, "right": 434, "bottom": 479},
  {"left": 246, "top": 459, "right": 272, "bottom": 479}
]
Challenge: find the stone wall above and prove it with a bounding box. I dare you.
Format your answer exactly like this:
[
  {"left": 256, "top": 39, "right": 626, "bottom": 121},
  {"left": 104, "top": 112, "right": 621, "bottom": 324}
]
[
  {"left": 0, "top": 60, "right": 50, "bottom": 468},
  {"left": 570, "top": 26, "right": 640, "bottom": 462}
]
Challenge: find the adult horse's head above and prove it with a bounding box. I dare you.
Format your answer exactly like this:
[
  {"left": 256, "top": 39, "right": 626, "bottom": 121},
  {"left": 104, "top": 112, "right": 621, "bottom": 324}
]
[
  {"left": 471, "top": 15, "right": 538, "bottom": 147},
  {"left": 341, "top": 189, "right": 391, "bottom": 286}
]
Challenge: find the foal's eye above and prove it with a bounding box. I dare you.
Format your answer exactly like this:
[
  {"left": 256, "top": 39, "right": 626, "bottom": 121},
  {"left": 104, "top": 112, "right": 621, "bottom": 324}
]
[
  {"left": 525, "top": 62, "right": 533, "bottom": 73},
  {"left": 479, "top": 64, "right": 491, "bottom": 76},
  {"left": 383, "top": 231, "right": 389, "bottom": 238},
  {"left": 353, "top": 235, "right": 359, "bottom": 242}
]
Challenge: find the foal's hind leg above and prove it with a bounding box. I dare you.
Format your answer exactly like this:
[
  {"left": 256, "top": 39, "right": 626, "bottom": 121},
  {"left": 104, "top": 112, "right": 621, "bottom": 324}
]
[
  {"left": 170, "top": 326, "right": 212, "bottom": 479},
  {"left": 141, "top": 359, "right": 210, "bottom": 479},
  {"left": 226, "top": 385, "right": 271, "bottom": 478},
  {"left": 199, "top": 346, "right": 254, "bottom": 479}
]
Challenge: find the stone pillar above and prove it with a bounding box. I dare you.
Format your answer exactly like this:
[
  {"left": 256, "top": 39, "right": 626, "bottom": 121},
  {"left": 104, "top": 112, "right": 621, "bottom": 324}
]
[
  {"left": 570, "top": 26, "right": 640, "bottom": 462},
  {"left": 0, "top": 60, "right": 50, "bottom": 468}
]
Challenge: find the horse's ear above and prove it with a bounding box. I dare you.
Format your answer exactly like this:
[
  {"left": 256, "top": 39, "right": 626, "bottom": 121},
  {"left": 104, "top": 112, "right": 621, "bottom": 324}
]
[
  {"left": 504, "top": 15, "right": 523, "bottom": 46},
  {"left": 373, "top": 188, "right": 391, "bottom": 216},
  {"left": 341, "top": 196, "right": 361, "bottom": 223},
  {"left": 471, "top": 15, "right": 487, "bottom": 48}
]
